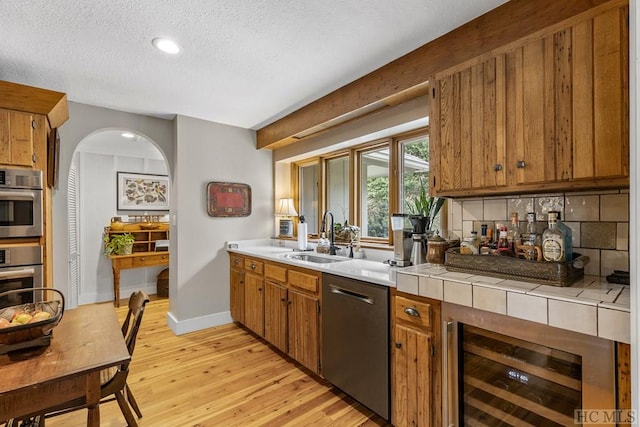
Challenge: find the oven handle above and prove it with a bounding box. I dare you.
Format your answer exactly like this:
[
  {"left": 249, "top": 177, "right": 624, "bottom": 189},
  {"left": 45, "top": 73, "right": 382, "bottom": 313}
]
[
  {"left": 0, "top": 267, "right": 36, "bottom": 279},
  {"left": 0, "top": 190, "right": 39, "bottom": 201},
  {"left": 442, "top": 320, "right": 455, "bottom": 427}
]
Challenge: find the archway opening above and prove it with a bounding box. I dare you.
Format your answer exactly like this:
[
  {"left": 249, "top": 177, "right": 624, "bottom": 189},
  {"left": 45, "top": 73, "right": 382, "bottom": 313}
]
[{"left": 67, "top": 129, "right": 169, "bottom": 307}]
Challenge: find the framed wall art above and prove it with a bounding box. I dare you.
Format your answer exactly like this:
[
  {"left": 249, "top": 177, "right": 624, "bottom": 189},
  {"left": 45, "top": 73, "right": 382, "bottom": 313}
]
[
  {"left": 207, "top": 182, "right": 252, "bottom": 217},
  {"left": 117, "top": 172, "right": 170, "bottom": 211}
]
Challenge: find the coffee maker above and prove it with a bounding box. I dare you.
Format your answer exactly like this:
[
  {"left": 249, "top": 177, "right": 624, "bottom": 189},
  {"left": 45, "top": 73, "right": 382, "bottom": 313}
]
[{"left": 389, "top": 214, "right": 413, "bottom": 266}]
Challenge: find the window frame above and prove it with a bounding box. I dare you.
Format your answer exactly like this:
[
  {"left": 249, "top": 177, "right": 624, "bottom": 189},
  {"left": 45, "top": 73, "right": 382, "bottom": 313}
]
[{"left": 292, "top": 126, "right": 445, "bottom": 246}]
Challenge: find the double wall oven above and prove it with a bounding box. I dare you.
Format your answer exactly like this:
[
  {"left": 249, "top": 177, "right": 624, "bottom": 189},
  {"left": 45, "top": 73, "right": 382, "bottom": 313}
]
[
  {"left": 0, "top": 168, "right": 44, "bottom": 309},
  {"left": 442, "top": 303, "right": 616, "bottom": 426}
]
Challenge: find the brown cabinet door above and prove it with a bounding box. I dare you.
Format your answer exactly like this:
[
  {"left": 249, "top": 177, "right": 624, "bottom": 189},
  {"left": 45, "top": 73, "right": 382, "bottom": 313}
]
[
  {"left": 287, "top": 289, "right": 319, "bottom": 374},
  {"left": 430, "top": 55, "right": 506, "bottom": 195},
  {"left": 393, "top": 324, "right": 433, "bottom": 427},
  {"left": 244, "top": 272, "right": 264, "bottom": 337},
  {"left": 230, "top": 267, "right": 245, "bottom": 324},
  {"left": 264, "top": 280, "right": 288, "bottom": 353},
  {"left": 0, "top": 109, "right": 35, "bottom": 167}
]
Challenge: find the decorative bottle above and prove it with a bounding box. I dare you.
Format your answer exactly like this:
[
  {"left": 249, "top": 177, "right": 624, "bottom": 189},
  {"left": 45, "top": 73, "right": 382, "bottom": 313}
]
[
  {"left": 497, "top": 226, "right": 510, "bottom": 256},
  {"left": 552, "top": 211, "right": 573, "bottom": 262},
  {"left": 542, "top": 212, "right": 566, "bottom": 262},
  {"left": 522, "top": 212, "right": 542, "bottom": 261},
  {"left": 507, "top": 212, "right": 521, "bottom": 255}
]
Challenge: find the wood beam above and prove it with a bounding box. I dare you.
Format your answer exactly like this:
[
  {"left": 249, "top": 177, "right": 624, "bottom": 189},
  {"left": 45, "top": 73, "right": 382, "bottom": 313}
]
[{"left": 257, "top": 0, "right": 614, "bottom": 150}]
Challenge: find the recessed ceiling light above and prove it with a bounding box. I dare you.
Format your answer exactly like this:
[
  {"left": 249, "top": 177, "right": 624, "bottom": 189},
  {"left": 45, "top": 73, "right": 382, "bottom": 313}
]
[
  {"left": 121, "top": 132, "right": 136, "bottom": 139},
  {"left": 152, "top": 37, "right": 181, "bottom": 54}
]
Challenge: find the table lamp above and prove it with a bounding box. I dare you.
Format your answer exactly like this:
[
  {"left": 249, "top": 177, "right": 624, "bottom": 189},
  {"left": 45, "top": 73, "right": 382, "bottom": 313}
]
[{"left": 276, "top": 198, "right": 298, "bottom": 237}]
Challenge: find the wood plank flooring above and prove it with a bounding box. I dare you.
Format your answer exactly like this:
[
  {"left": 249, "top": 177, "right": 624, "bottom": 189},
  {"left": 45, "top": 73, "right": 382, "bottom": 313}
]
[{"left": 46, "top": 297, "right": 390, "bottom": 427}]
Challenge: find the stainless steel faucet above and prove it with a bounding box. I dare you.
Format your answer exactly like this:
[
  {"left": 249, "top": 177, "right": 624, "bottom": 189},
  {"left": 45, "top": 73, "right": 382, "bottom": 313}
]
[{"left": 321, "top": 211, "right": 338, "bottom": 255}]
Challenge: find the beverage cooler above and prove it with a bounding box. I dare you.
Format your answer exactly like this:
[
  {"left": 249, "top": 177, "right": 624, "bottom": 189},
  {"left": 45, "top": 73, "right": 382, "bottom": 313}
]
[{"left": 441, "top": 303, "right": 617, "bottom": 427}]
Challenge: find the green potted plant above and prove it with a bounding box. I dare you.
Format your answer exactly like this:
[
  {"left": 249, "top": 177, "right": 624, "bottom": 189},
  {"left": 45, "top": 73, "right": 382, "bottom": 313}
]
[
  {"left": 409, "top": 178, "right": 445, "bottom": 234},
  {"left": 104, "top": 232, "right": 135, "bottom": 255}
]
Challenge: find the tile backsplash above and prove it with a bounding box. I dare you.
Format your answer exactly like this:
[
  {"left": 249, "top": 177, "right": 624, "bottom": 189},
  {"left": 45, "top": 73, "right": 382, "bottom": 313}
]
[{"left": 447, "top": 190, "right": 629, "bottom": 277}]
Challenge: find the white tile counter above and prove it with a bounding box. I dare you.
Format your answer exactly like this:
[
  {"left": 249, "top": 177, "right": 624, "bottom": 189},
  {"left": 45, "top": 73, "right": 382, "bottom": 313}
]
[
  {"left": 226, "top": 239, "right": 630, "bottom": 343},
  {"left": 396, "top": 264, "right": 630, "bottom": 343}
]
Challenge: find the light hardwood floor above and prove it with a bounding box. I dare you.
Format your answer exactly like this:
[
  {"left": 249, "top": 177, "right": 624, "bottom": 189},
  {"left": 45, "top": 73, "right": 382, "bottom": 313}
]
[{"left": 47, "top": 297, "right": 390, "bottom": 427}]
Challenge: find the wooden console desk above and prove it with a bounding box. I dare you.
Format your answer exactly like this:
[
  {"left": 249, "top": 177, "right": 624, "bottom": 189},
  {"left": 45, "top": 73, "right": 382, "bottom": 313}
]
[{"left": 109, "top": 251, "right": 169, "bottom": 307}]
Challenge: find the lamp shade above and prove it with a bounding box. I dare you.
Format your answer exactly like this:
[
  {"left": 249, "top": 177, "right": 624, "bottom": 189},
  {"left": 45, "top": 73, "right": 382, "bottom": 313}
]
[{"left": 276, "top": 198, "right": 298, "bottom": 217}]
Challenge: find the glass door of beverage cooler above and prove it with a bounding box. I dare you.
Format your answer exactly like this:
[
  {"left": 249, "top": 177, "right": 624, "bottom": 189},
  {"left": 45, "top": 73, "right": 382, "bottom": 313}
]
[{"left": 460, "top": 324, "right": 582, "bottom": 426}]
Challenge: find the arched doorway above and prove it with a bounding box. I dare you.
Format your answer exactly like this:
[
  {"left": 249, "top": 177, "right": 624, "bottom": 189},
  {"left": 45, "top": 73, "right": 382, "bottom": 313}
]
[{"left": 68, "top": 129, "right": 169, "bottom": 307}]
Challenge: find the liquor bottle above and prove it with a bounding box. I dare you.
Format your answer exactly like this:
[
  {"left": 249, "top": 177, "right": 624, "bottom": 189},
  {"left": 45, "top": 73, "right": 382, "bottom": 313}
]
[
  {"left": 480, "top": 224, "right": 490, "bottom": 255},
  {"left": 497, "top": 226, "right": 511, "bottom": 256},
  {"left": 553, "top": 210, "right": 574, "bottom": 262},
  {"left": 507, "top": 212, "right": 521, "bottom": 255},
  {"left": 524, "top": 213, "right": 537, "bottom": 241},
  {"left": 522, "top": 212, "right": 542, "bottom": 261},
  {"left": 542, "top": 212, "right": 566, "bottom": 262}
]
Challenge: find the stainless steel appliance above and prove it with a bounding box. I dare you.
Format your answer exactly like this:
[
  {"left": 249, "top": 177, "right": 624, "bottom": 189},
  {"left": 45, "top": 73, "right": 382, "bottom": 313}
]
[
  {"left": 0, "top": 245, "right": 43, "bottom": 309},
  {"left": 322, "top": 273, "right": 390, "bottom": 420},
  {"left": 442, "top": 303, "right": 615, "bottom": 427},
  {"left": 389, "top": 214, "right": 412, "bottom": 266},
  {"left": 0, "top": 168, "right": 43, "bottom": 238}
]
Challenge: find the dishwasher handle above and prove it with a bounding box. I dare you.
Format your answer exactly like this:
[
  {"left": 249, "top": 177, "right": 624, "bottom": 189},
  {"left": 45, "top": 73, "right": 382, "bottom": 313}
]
[{"left": 329, "top": 284, "right": 374, "bottom": 305}]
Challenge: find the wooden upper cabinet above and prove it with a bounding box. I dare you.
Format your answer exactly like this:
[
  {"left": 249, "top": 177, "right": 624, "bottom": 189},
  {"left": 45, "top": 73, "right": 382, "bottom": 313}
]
[
  {"left": 430, "top": 55, "right": 506, "bottom": 193},
  {"left": 430, "top": 1, "right": 629, "bottom": 196},
  {"left": 0, "top": 109, "right": 37, "bottom": 168}
]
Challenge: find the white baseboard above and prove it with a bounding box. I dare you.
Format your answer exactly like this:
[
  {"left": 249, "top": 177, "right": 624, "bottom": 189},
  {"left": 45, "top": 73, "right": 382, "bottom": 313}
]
[
  {"left": 167, "top": 310, "right": 232, "bottom": 335},
  {"left": 78, "top": 284, "right": 157, "bottom": 306}
]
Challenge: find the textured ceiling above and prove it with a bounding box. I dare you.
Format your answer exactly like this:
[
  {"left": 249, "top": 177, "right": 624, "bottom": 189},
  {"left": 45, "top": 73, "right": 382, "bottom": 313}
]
[{"left": 1, "top": 0, "right": 506, "bottom": 129}]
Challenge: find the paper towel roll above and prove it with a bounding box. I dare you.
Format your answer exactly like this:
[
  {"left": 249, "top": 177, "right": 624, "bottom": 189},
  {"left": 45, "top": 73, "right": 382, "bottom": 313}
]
[{"left": 297, "top": 223, "right": 308, "bottom": 250}]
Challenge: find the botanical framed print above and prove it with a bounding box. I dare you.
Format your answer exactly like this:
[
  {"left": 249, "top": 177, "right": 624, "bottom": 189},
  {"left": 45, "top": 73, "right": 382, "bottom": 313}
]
[
  {"left": 117, "top": 172, "right": 170, "bottom": 211},
  {"left": 207, "top": 182, "right": 251, "bottom": 217}
]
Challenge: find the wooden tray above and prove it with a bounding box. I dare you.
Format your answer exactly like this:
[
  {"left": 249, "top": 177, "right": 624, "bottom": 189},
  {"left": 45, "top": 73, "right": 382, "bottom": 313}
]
[
  {"left": 0, "top": 288, "right": 65, "bottom": 353},
  {"left": 444, "top": 248, "right": 589, "bottom": 287}
]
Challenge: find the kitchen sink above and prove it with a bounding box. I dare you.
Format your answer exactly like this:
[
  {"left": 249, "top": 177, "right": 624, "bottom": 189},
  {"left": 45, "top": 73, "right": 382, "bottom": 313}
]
[{"left": 282, "top": 253, "right": 348, "bottom": 264}]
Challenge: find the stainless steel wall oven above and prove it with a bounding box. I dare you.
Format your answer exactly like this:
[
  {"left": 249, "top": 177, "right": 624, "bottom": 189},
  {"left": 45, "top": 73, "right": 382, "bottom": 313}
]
[
  {"left": 0, "top": 245, "right": 43, "bottom": 309},
  {"left": 0, "top": 168, "right": 43, "bottom": 238},
  {"left": 442, "top": 303, "right": 616, "bottom": 426}
]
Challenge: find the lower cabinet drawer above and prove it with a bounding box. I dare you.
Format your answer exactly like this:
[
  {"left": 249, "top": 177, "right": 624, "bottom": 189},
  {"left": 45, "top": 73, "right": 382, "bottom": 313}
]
[
  {"left": 395, "top": 295, "right": 432, "bottom": 329},
  {"left": 289, "top": 270, "right": 319, "bottom": 294}
]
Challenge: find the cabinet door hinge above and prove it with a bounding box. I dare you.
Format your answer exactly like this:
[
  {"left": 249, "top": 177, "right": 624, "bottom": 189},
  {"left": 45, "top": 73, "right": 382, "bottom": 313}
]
[
  {"left": 431, "top": 344, "right": 436, "bottom": 356},
  {"left": 432, "top": 87, "right": 436, "bottom": 98},
  {"left": 31, "top": 120, "right": 36, "bottom": 129}
]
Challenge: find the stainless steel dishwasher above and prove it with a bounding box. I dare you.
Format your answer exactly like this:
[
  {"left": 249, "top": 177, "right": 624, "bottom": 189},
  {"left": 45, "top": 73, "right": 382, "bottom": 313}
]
[{"left": 322, "top": 273, "right": 389, "bottom": 420}]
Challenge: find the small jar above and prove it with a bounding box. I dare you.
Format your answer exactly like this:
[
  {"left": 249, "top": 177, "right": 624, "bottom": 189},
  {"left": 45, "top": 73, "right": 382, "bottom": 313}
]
[
  {"left": 427, "top": 232, "right": 448, "bottom": 264},
  {"left": 460, "top": 235, "right": 479, "bottom": 255}
]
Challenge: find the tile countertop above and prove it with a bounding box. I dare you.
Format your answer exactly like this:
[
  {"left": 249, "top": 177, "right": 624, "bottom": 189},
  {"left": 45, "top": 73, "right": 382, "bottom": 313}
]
[
  {"left": 396, "top": 264, "right": 630, "bottom": 344},
  {"left": 226, "top": 240, "right": 630, "bottom": 344},
  {"left": 226, "top": 239, "right": 399, "bottom": 288}
]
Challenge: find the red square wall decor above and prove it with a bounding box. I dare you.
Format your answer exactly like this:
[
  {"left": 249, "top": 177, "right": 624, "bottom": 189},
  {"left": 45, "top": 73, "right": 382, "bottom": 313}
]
[{"left": 207, "top": 182, "right": 252, "bottom": 217}]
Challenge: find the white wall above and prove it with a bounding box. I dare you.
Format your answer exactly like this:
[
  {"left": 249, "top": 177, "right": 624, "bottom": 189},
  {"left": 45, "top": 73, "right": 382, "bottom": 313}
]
[
  {"left": 168, "top": 115, "right": 272, "bottom": 335},
  {"left": 54, "top": 102, "right": 174, "bottom": 306}
]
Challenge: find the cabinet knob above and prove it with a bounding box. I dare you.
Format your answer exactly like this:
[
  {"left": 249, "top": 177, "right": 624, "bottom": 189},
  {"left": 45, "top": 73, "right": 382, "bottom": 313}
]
[
  {"left": 32, "top": 153, "right": 37, "bottom": 163},
  {"left": 395, "top": 342, "right": 402, "bottom": 349},
  {"left": 258, "top": 287, "right": 262, "bottom": 292},
  {"left": 240, "top": 280, "right": 244, "bottom": 285},
  {"left": 234, "top": 259, "right": 239, "bottom": 265},
  {"left": 494, "top": 164, "right": 503, "bottom": 172},
  {"left": 280, "top": 298, "right": 286, "bottom": 302},
  {"left": 140, "top": 257, "right": 145, "bottom": 261},
  {"left": 516, "top": 160, "right": 526, "bottom": 168},
  {"left": 251, "top": 264, "right": 256, "bottom": 270}
]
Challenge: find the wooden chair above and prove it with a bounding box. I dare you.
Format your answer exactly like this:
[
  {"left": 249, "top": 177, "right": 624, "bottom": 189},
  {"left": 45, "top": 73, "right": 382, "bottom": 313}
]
[{"left": 7, "top": 291, "right": 150, "bottom": 427}]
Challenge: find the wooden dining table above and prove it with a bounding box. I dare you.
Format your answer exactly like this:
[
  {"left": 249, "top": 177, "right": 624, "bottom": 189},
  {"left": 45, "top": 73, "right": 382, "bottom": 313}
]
[{"left": 0, "top": 302, "right": 130, "bottom": 426}]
